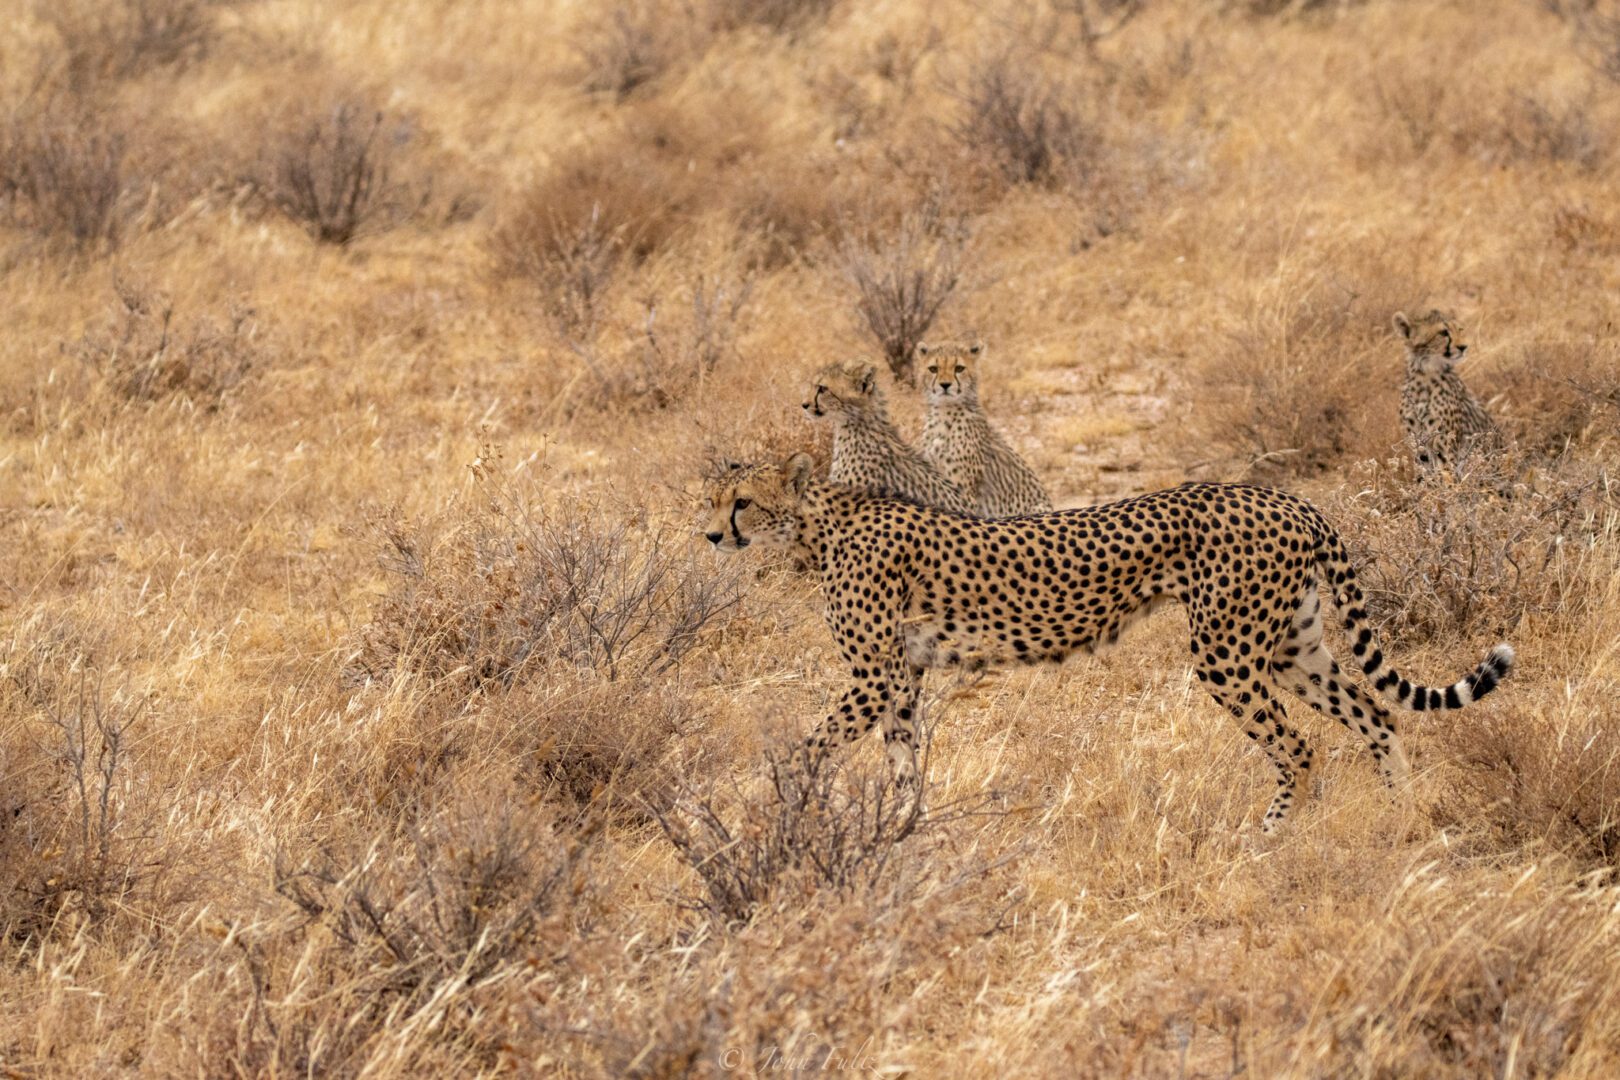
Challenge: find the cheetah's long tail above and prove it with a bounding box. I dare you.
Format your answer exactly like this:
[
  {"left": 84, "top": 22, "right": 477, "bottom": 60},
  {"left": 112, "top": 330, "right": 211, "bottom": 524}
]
[{"left": 1311, "top": 528, "right": 1514, "bottom": 712}]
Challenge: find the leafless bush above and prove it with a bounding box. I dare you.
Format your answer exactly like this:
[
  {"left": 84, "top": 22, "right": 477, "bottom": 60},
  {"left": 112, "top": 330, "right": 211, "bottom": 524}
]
[
  {"left": 1182, "top": 277, "right": 1403, "bottom": 477},
  {"left": 1434, "top": 704, "right": 1620, "bottom": 870},
  {"left": 65, "top": 281, "right": 267, "bottom": 408},
  {"left": 623, "top": 271, "right": 757, "bottom": 402},
  {"left": 42, "top": 0, "right": 219, "bottom": 89},
  {"left": 255, "top": 97, "right": 431, "bottom": 245},
  {"left": 576, "top": 1, "right": 695, "bottom": 99},
  {"left": 1491, "top": 338, "right": 1620, "bottom": 456},
  {"left": 1324, "top": 455, "right": 1612, "bottom": 647},
  {"left": 654, "top": 735, "right": 1007, "bottom": 926},
  {"left": 351, "top": 449, "right": 743, "bottom": 690},
  {"left": 239, "top": 798, "right": 597, "bottom": 1072},
  {"left": 1315, "top": 881, "right": 1620, "bottom": 1075},
  {"left": 708, "top": 0, "right": 839, "bottom": 35},
  {"left": 1545, "top": 0, "right": 1620, "bottom": 84},
  {"left": 948, "top": 57, "right": 1100, "bottom": 188},
  {"left": 0, "top": 634, "right": 151, "bottom": 932},
  {"left": 1375, "top": 69, "right": 1450, "bottom": 154},
  {"left": 1496, "top": 93, "right": 1608, "bottom": 170},
  {"left": 838, "top": 200, "right": 968, "bottom": 383},
  {"left": 0, "top": 99, "right": 156, "bottom": 251}
]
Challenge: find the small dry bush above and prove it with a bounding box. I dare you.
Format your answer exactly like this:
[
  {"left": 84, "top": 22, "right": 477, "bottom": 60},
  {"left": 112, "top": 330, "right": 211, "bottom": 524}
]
[
  {"left": 1307, "top": 870, "right": 1620, "bottom": 1075},
  {"left": 1548, "top": 0, "right": 1620, "bottom": 85},
  {"left": 1491, "top": 337, "right": 1620, "bottom": 456},
  {"left": 708, "top": 0, "right": 839, "bottom": 36},
  {"left": 948, "top": 55, "right": 1101, "bottom": 190},
  {"left": 0, "top": 97, "right": 165, "bottom": 252},
  {"left": 489, "top": 137, "right": 694, "bottom": 346},
  {"left": 253, "top": 93, "right": 435, "bottom": 245},
  {"left": 64, "top": 281, "right": 268, "bottom": 409},
  {"left": 1183, "top": 272, "right": 1408, "bottom": 477},
  {"left": 655, "top": 732, "right": 1012, "bottom": 926},
  {"left": 348, "top": 448, "right": 743, "bottom": 810},
  {"left": 1324, "top": 454, "right": 1611, "bottom": 647},
  {"left": 1435, "top": 703, "right": 1620, "bottom": 870},
  {"left": 42, "top": 0, "right": 219, "bottom": 90},
  {"left": 0, "top": 622, "right": 157, "bottom": 938},
  {"left": 1494, "top": 91, "right": 1610, "bottom": 170},
  {"left": 351, "top": 461, "right": 741, "bottom": 686},
  {"left": 575, "top": 0, "right": 701, "bottom": 100},
  {"left": 838, "top": 198, "right": 969, "bottom": 383},
  {"left": 196, "top": 795, "right": 598, "bottom": 1075}
]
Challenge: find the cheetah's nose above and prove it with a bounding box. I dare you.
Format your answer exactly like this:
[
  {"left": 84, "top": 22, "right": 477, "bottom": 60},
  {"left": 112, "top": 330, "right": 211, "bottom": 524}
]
[
  {"left": 938, "top": 382, "right": 952, "bottom": 391},
  {"left": 704, "top": 531, "right": 724, "bottom": 545}
]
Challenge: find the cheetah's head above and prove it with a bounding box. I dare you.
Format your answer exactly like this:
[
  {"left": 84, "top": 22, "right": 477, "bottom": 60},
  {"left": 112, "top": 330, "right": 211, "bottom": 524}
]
[
  {"left": 916, "top": 341, "right": 983, "bottom": 402},
  {"left": 701, "top": 453, "right": 816, "bottom": 554},
  {"left": 1393, "top": 310, "right": 1467, "bottom": 374},
  {"left": 803, "top": 360, "right": 880, "bottom": 420}
]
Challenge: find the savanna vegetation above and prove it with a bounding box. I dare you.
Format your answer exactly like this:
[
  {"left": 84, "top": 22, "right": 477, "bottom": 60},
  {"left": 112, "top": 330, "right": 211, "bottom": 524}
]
[{"left": 1, "top": 0, "right": 1618, "bottom": 1074}]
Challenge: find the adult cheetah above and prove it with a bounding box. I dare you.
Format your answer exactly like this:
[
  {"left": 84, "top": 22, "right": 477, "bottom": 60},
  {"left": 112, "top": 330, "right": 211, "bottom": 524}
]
[
  {"left": 916, "top": 341, "right": 1052, "bottom": 517},
  {"left": 701, "top": 456, "right": 1514, "bottom": 833},
  {"left": 1394, "top": 310, "right": 1501, "bottom": 474},
  {"left": 802, "top": 360, "right": 975, "bottom": 514}
]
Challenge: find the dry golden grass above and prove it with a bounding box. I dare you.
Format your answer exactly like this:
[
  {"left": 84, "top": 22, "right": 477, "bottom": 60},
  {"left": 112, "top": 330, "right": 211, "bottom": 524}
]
[{"left": 3, "top": 0, "right": 1620, "bottom": 1074}]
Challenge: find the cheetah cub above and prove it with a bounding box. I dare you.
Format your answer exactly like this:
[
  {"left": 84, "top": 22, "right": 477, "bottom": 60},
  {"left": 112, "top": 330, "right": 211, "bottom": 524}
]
[
  {"left": 1394, "top": 310, "right": 1501, "bottom": 474},
  {"left": 917, "top": 341, "right": 1051, "bottom": 516},
  {"left": 802, "top": 360, "right": 975, "bottom": 514}
]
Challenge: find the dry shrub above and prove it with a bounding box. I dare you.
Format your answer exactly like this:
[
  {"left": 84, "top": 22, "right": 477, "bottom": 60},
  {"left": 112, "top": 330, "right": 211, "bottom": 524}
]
[
  {"left": 41, "top": 0, "right": 219, "bottom": 90},
  {"left": 253, "top": 93, "right": 435, "bottom": 245},
  {"left": 708, "top": 0, "right": 839, "bottom": 35},
  {"left": 1490, "top": 337, "right": 1620, "bottom": 456},
  {"left": 575, "top": 0, "right": 699, "bottom": 100},
  {"left": 1306, "top": 871, "right": 1620, "bottom": 1075},
  {"left": 1183, "top": 272, "right": 1407, "bottom": 477},
  {"left": 489, "top": 140, "right": 693, "bottom": 329},
  {"left": 0, "top": 623, "right": 156, "bottom": 937},
  {"left": 0, "top": 97, "right": 164, "bottom": 252},
  {"left": 65, "top": 281, "right": 268, "bottom": 408},
  {"left": 1549, "top": 0, "right": 1620, "bottom": 85},
  {"left": 1374, "top": 67, "right": 1451, "bottom": 155},
  {"left": 1495, "top": 92, "right": 1609, "bottom": 170},
  {"left": 838, "top": 198, "right": 969, "bottom": 383},
  {"left": 352, "top": 451, "right": 741, "bottom": 688},
  {"left": 1323, "top": 455, "right": 1612, "bottom": 647},
  {"left": 347, "top": 448, "right": 742, "bottom": 811},
  {"left": 948, "top": 55, "right": 1101, "bottom": 189},
  {"left": 654, "top": 729, "right": 1013, "bottom": 926},
  {"left": 200, "top": 795, "right": 598, "bottom": 1075},
  {"left": 1434, "top": 703, "right": 1620, "bottom": 869}
]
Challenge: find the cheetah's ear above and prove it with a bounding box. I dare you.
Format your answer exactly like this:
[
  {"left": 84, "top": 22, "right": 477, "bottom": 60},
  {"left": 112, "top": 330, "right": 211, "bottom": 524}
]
[
  {"left": 915, "top": 343, "right": 931, "bottom": 357},
  {"left": 783, "top": 452, "right": 816, "bottom": 495},
  {"left": 1392, "top": 312, "right": 1413, "bottom": 339},
  {"left": 856, "top": 364, "right": 877, "bottom": 394},
  {"left": 969, "top": 341, "right": 984, "bottom": 356}
]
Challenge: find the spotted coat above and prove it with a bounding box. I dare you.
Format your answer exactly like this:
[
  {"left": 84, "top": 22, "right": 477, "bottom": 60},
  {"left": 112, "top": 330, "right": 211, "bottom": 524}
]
[
  {"left": 916, "top": 342, "right": 1051, "bottom": 517},
  {"left": 703, "top": 456, "right": 1515, "bottom": 833},
  {"left": 1394, "top": 310, "right": 1501, "bottom": 473},
  {"left": 802, "top": 360, "right": 975, "bottom": 514}
]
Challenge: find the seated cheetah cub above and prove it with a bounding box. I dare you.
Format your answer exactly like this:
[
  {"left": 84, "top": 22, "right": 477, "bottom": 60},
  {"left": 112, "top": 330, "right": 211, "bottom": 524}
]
[
  {"left": 1393, "top": 310, "right": 1501, "bottom": 475},
  {"left": 917, "top": 341, "right": 1051, "bottom": 516},
  {"left": 802, "top": 360, "right": 975, "bottom": 514}
]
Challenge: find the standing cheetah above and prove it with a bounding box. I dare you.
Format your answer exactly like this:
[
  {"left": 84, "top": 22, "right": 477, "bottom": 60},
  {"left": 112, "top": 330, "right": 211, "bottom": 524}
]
[
  {"left": 1394, "top": 310, "right": 1501, "bottom": 474},
  {"left": 802, "top": 360, "right": 975, "bottom": 514},
  {"left": 701, "top": 456, "right": 1514, "bottom": 833},
  {"left": 916, "top": 341, "right": 1052, "bottom": 517}
]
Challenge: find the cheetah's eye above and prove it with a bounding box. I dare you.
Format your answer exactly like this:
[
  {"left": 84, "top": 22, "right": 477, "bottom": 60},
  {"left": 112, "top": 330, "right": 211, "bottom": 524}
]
[
  {"left": 927, "top": 365, "right": 937, "bottom": 373},
  {"left": 733, "top": 498, "right": 752, "bottom": 510}
]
